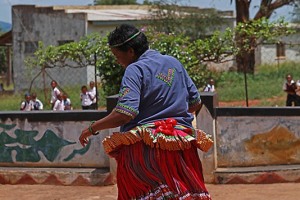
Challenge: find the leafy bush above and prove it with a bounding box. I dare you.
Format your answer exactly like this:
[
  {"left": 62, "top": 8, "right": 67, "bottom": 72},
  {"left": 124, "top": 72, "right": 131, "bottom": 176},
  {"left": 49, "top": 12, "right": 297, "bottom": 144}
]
[{"left": 146, "top": 30, "right": 211, "bottom": 89}]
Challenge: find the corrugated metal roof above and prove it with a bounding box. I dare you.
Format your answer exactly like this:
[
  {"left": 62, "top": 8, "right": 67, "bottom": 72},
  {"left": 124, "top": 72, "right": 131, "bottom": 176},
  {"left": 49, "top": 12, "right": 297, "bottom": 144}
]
[
  {"left": 64, "top": 9, "right": 150, "bottom": 21},
  {"left": 50, "top": 5, "right": 152, "bottom": 22},
  {"left": 50, "top": 5, "right": 234, "bottom": 22}
]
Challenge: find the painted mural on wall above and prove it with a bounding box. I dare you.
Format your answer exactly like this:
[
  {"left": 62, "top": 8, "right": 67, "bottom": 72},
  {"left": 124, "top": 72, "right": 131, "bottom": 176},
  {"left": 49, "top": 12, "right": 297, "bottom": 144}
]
[
  {"left": 217, "top": 117, "right": 300, "bottom": 167},
  {"left": 245, "top": 125, "right": 300, "bottom": 165},
  {"left": 0, "top": 122, "right": 90, "bottom": 163}
]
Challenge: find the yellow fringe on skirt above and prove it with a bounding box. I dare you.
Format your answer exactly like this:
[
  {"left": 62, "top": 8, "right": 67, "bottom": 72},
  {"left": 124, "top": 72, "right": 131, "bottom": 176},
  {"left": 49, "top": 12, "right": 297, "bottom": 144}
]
[{"left": 102, "top": 125, "right": 213, "bottom": 154}]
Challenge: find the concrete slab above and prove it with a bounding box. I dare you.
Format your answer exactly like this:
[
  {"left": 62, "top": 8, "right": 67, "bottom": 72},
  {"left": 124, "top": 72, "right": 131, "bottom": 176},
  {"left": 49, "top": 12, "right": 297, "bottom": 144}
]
[
  {"left": 215, "top": 165, "right": 300, "bottom": 184},
  {"left": 0, "top": 167, "right": 112, "bottom": 186}
]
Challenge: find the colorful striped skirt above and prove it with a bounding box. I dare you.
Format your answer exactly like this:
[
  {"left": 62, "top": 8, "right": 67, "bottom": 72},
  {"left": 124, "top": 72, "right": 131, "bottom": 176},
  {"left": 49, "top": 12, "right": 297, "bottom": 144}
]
[{"left": 103, "top": 122, "right": 213, "bottom": 200}]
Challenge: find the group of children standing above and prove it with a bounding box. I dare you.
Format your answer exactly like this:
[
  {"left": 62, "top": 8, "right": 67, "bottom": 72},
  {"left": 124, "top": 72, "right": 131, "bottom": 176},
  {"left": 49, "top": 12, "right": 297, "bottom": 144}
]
[
  {"left": 20, "top": 92, "right": 43, "bottom": 111},
  {"left": 80, "top": 81, "right": 97, "bottom": 110},
  {"left": 20, "top": 80, "right": 98, "bottom": 111},
  {"left": 49, "top": 80, "right": 72, "bottom": 111},
  {"left": 283, "top": 74, "right": 300, "bottom": 106}
]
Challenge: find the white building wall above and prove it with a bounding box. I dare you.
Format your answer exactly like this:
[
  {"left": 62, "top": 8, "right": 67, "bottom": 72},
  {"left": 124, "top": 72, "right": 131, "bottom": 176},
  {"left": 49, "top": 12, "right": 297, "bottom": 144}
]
[{"left": 12, "top": 5, "right": 88, "bottom": 92}]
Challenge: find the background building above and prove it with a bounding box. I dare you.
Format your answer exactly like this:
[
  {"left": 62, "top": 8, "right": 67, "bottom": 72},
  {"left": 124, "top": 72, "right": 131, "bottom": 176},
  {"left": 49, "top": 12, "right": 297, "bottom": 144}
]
[{"left": 11, "top": 5, "right": 151, "bottom": 92}]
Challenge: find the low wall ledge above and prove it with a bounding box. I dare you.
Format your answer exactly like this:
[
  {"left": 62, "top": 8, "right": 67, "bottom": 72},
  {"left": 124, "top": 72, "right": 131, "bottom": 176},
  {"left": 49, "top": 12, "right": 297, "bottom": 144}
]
[
  {"left": 0, "top": 110, "right": 108, "bottom": 122},
  {"left": 216, "top": 107, "right": 300, "bottom": 116}
]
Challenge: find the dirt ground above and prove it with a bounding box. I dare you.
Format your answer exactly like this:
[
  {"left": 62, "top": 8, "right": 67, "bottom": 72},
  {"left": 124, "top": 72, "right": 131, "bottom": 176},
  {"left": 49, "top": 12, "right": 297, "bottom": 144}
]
[
  {"left": 218, "top": 95, "right": 286, "bottom": 107},
  {"left": 0, "top": 183, "right": 299, "bottom": 200}
]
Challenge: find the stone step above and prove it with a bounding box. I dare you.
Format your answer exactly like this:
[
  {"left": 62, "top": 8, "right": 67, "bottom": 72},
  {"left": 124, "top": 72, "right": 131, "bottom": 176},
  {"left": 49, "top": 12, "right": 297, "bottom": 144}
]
[
  {"left": 0, "top": 167, "right": 113, "bottom": 186},
  {"left": 214, "top": 164, "right": 300, "bottom": 184}
]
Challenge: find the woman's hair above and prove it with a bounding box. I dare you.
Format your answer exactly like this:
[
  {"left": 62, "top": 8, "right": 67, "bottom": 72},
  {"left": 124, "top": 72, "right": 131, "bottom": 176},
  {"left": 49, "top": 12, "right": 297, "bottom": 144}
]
[{"left": 108, "top": 24, "right": 149, "bottom": 58}]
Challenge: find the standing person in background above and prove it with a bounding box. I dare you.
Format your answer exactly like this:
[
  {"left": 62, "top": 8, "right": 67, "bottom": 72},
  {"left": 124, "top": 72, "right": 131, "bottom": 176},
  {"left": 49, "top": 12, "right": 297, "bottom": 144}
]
[
  {"left": 53, "top": 93, "right": 64, "bottom": 111},
  {"left": 31, "top": 93, "right": 43, "bottom": 110},
  {"left": 283, "top": 74, "right": 297, "bottom": 106},
  {"left": 80, "top": 85, "right": 92, "bottom": 110},
  {"left": 89, "top": 81, "right": 97, "bottom": 110},
  {"left": 295, "top": 79, "right": 300, "bottom": 106},
  {"left": 79, "top": 24, "right": 212, "bottom": 199},
  {"left": 20, "top": 93, "right": 33, "bottom": 111},
  {"left": 203, "top": 78, "right": 216, "bottom": 92},
  {"left": 62, "top": 93, "right": 72, "bottom": 110},
  {"left": 50, "top": 80, "right": 61, "bottom": 109}
]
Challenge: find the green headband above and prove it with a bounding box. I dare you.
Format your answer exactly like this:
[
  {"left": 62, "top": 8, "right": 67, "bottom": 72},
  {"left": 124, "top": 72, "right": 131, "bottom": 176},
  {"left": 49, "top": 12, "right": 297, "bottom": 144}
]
[{"left": 110, "top": 31, "right": 141, "bottom": 48}]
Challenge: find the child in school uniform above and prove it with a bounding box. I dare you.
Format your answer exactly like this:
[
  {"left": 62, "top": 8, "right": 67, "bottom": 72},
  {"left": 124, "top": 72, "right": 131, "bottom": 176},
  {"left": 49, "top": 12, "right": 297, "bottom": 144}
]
[
  {"left": 62, "top": 93, "right": 72, "bottom": 110},
  {"left": 89, "top": 81, "right": 97, "bottom": 110},
  {"left": 283, "top": 74, "right": 297, "bottom": 106},
  {"left": 80, "top": 85, "right": 92, "bottom": 110},
  {"left": 295, "top": 80, "right": 300, "bottom": 106},
  {"left": 20, "top": 93, "right": 33, "bottom": 111},
  {"left": 203, "top": 78, "right": 216, "bottom": 92},
  {"left": 53, "top": 93, "right": 65, "bottom": 111},
  {"left": 31, "top": 93, "right": 43, "bottom": 110},
  {"left": 50, "top": 80, "right": 61, "bottom": 109}
]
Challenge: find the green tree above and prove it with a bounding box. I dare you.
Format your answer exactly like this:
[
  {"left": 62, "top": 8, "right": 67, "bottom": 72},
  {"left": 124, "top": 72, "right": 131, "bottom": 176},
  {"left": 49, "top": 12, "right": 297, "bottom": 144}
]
[
  {"left": 148, "top": 0, "right": 227, "bottom": 40},
  {"left": 25, "top": 18, "right": 291, "bottom": 97},
  {"left": 232, "top": 0, "right": 297, "bottom": 73},
  {"left": 94, "top": 0, "right": 137, "bottom": 5},
  {"left": 146, "top": 29, "right": 212, "bottom": 88},
  {"left": 142, "top": 0, "right": 152, "bottom": 5},
  {"left": 25, "top": 31, "right": 218, "bottom": 95}
]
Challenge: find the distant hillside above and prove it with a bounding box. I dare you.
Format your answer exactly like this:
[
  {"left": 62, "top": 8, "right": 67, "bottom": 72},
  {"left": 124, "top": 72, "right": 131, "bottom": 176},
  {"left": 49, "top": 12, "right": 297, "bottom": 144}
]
[{"left": 0, "top": 21, "right": 12, "bottom": 32}]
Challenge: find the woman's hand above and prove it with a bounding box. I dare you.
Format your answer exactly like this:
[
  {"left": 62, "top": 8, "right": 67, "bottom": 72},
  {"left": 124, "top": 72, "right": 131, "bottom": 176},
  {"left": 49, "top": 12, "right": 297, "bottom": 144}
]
[
  {"left": 78, "top": 111, "right": 132, "bottom": 147},
  {"left": 79, "top": 128, "right": 93, "bottom": 147}
]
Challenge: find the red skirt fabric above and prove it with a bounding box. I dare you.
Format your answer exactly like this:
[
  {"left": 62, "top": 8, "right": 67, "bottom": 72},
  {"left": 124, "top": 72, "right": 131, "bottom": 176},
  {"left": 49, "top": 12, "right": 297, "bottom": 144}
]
[{"left": 109, "top": 141, "right": 211, "bottom": 200}]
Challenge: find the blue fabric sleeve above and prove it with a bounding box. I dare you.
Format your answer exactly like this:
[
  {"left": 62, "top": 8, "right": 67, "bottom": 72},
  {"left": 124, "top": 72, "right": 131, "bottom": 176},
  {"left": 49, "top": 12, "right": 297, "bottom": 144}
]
[
  {"left": 115, "top": 65, "right": 142, "bottom": 119},
  {"left": 184, "top": 69, "right": 201, "bottom": 107}
]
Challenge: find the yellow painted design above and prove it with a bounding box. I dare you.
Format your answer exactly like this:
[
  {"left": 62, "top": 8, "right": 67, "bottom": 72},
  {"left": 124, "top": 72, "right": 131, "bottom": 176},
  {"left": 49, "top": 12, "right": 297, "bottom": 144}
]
[{"left": 245, "top": 125, "right": 300, "bottom": 164}]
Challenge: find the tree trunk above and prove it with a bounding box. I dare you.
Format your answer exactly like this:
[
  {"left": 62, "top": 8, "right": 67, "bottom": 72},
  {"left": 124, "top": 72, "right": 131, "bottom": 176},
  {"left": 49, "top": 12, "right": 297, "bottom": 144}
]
[
  {"left": 234, "top": 0, "right": 293, "bottom": 73},
  {"left": 236, "top": 49, "right": 255, "bottom": 73},
  {"left": 235, "top": 0, "right": 255, "bottom": 73}
]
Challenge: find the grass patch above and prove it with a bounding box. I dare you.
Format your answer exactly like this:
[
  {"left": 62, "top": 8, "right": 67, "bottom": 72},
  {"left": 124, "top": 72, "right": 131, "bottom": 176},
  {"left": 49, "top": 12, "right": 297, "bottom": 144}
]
[
  {"left": 216, "top": 61, "right": 300, "bottom": 106},
  {"left": 0, "top": 84, "right": 107, "bottom": 111}
]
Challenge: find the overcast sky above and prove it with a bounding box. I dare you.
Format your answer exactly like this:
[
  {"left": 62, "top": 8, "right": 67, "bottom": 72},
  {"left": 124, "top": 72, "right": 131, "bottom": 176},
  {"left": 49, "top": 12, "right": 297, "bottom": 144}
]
[{"left": 0, "top": 0, "right": 294, "bottom": 23}]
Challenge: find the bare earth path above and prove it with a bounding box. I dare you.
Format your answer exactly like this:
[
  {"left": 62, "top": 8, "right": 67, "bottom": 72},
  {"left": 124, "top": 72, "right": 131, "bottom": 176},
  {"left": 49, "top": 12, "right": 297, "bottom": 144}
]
[{"left": 0, "top": 183, "right": 299, "bottom": 200}]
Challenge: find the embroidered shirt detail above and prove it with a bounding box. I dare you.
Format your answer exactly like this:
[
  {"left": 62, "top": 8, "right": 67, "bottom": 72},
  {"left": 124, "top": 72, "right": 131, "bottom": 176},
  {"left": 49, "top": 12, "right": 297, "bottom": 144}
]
[
  {"left": 118, "top": 87, "right": 130, "bottom": 99},
  {"left": 115, "top": 103, "right": 139, "bottom": 119},
  {"left": 156, "top": 68, "right": 176, "bottom": 87}
]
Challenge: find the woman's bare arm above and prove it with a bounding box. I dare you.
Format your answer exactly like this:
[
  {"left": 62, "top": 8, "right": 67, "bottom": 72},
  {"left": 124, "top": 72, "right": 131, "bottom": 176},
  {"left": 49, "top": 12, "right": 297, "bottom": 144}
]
[
  {"left": 79, "top": 110, "right": 132, "bottom": 147},
  {"left": 188, "top": 102, "right": 202, "bottom": 113}
]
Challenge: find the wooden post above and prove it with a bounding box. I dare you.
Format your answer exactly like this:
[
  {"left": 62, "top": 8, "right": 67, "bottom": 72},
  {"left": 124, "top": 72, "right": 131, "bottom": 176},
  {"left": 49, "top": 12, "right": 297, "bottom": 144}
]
[{"left": 6, "top": 45, "right": 12, "bottom": 86}]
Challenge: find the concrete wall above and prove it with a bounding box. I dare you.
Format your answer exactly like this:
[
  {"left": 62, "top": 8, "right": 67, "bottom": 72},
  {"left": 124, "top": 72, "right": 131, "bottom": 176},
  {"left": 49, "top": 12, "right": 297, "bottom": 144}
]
[
  {"left": 196, "top": 93, "right": 300, "bottom": 183},
  {"left": 0, "top": 111, "right": 109, "bottom": 168},
  {"left": 12, "top": 5, "right": 88, "bottom": 91},
  {"left": 3, "top": 93, "right": 300, "bottom": 185},
  {"left": 196, "top": 105, "right": 216, "bottom": 183},
  {"left": 256, "top": 33, "right": 300, "bottom": 66},
  {"left": 215, "top": 108, "right": 300, "bottom": 168}
]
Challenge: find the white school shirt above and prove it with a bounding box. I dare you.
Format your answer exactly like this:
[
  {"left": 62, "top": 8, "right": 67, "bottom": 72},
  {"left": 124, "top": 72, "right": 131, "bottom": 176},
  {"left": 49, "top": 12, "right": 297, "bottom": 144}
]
[
  {"left": 296, "top": 80, "right": 300, "bottom": 96},
  {"left": 80, "top": 92, "right": 92, "bottom": 106},
  {"left": 53, "top": 100, "right": 65, "bottom": 111},
  {"left": 51, "top": 87, "right": 61, "bottom": 104},
  {"left": 32, "top": 99, "right": 44, "bottom": 110},
  {"left": 282, "top": 80, "right": 295, "bottom": 91},
  {"left": 20, "top": 101, "right": 33, "bottom": 111},
  {"left": 64, "top": 98, "right": 72, "bottom": 110},
  {"left": 89, "top": 87, "right": 97, "bottom": 104},
  {"left": 203, "top": 84, "right": 215, "bottom": 92}
]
